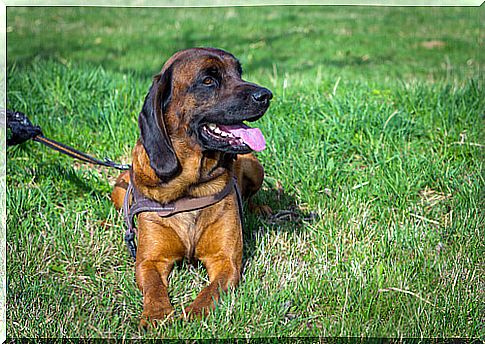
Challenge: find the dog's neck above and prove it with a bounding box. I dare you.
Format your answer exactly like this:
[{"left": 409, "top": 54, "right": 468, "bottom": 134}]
[{"left": 132, "top": 140, "right": 233, "bottom": 204}]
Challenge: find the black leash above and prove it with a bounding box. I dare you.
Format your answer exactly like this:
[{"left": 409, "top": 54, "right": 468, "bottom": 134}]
[{"left": 6, "top": 109, "right": 130, "bottom": 171}]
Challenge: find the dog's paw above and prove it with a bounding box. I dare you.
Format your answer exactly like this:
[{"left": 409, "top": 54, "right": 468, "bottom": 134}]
[
  {"left": 138, "top": 307, "right": 175, "bottom": 330},
  {"left": 182, "top": 304, "right": 211, "bottom": 320}
]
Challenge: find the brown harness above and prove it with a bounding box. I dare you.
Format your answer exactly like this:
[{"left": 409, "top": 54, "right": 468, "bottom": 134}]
[{"left": 123, "top": 171, "right": 243, "bottom": 260}]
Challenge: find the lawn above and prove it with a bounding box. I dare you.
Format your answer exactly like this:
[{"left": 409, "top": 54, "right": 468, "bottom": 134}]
[{"left": 6, "top": 6, "right": 484, "bottom": 339}]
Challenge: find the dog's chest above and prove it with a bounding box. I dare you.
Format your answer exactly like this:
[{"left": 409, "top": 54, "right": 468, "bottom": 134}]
[{"left": 167, "top": 210, "right": 203, "bottom": 258}]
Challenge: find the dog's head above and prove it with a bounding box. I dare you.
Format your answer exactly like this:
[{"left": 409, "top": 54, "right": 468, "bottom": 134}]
[{"left": 139, "top": 47, "right": 272, "bottom": 182}]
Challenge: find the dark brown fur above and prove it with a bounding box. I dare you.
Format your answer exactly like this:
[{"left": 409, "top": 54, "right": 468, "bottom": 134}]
[{"left": 111, "top": 48, "right": 271, "bottom": 327}]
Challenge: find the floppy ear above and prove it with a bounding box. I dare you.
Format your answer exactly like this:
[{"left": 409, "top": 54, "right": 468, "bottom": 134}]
[{"left": 138, "top": 65, "right": 180, "bottom": 183}]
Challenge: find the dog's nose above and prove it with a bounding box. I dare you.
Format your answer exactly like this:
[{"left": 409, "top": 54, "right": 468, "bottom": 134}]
[{"left": 252, "top": 88, "right": 273, "bottom": 103}]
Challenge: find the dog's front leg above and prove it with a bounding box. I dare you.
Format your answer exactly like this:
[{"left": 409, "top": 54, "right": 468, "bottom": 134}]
[
  {"left": 136, "top": 259, "right": 175, "bottom": 328},
  {"left": 136, "top": 214, "right": 186, "bottom": 328},
  {"left": 185, "top": 199, "right": 243, "bottom": 318},
  {"left": 183, "top": 257, "right": 241, "bottom": 318}
]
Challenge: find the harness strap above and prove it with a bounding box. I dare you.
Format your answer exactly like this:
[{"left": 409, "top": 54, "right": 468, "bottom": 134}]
[
  {"left": 122, "top": 182, "right": 138, "bottom": 259},
  {"left": 234, "top": 177, "right": 244, "bottom": 230},
  {"left": 123, "top": 174, "right": 242, "bottom": 260}
]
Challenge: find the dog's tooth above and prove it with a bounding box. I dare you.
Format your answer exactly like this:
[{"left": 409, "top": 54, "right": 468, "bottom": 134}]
[
  {"left": 220, "top": 131, "right": 229, "bottom": 137},
  {"left": 214, "top": 127, "right": 222, "bottom": 134},
  {"left": 208, "top": 123, "right": 216, "bottom": 130}
]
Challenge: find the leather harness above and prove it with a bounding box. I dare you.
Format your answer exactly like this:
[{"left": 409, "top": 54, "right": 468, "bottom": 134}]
[{"left": 122, "top": 171, "right": 243, "bottom": 260}]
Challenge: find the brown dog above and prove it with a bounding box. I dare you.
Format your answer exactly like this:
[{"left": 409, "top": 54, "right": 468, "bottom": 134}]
[{"left": 111, "top": 48, "right": 272, "bottom": 326}]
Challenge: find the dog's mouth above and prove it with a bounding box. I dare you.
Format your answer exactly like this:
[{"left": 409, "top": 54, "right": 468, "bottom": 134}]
[{"left": 199, "top": 122, "right": 266, "bottom": 153}]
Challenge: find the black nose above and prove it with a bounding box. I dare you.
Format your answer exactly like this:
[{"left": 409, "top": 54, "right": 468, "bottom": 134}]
[{"left": 252, "top": 88, "right": 273, "bottom": 103}]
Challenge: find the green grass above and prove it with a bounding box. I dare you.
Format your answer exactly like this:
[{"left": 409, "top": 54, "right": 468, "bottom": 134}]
[{"left": 6, "top": 6, "right": 484, "bottom": 339}]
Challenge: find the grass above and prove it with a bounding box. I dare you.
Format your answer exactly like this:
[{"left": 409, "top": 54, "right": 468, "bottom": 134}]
[{"left": 6, "top": 6, "right": 484, "bottom": 339}]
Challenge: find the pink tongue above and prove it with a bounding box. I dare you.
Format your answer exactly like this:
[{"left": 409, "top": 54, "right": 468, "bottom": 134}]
[{"left": 219, "top": 124, "right": 266, "bottom": 151}]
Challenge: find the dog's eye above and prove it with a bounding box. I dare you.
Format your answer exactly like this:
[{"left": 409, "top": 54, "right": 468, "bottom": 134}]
[{"left": 202, "top": 77, "right": 215, "bottom": 86}]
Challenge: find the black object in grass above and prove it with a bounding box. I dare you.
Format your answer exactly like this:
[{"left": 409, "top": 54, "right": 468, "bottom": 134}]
[{"left": 5, "top": 108, "right": 130, "bottom": 171}]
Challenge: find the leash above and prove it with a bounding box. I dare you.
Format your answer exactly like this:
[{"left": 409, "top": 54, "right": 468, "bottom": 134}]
[
  {"left": 123, "top": 171, "right": 243, "bottom": 260},
  {"left": 6, "top": 109, "right": 130, "bottom": 170}
]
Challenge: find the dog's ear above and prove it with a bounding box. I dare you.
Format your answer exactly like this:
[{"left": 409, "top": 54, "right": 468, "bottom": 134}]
[{"left": 138, "top": 65, "right": 180, "bottom": 183}]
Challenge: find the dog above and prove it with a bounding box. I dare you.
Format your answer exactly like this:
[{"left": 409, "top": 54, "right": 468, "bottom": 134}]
[{"left": 111, "top": 48, "right": 272, "bottom": 327}]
